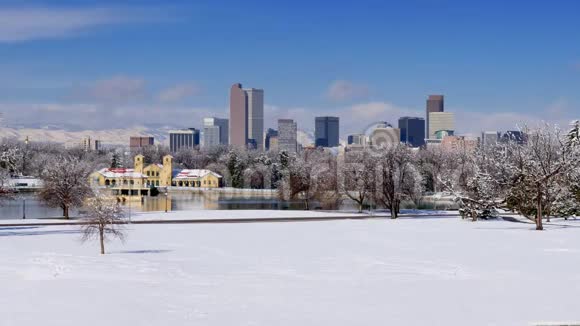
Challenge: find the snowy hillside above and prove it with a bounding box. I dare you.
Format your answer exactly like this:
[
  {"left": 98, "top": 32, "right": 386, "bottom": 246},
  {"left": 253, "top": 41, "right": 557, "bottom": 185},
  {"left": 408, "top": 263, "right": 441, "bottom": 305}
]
[{"left": 1, "top": 216, "right": 579, "bottom": 325}]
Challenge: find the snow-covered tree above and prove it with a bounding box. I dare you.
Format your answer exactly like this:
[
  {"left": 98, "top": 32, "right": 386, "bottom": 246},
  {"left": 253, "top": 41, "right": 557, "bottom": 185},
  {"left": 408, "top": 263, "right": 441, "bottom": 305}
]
[
  {"left": 80, "top": 191, "right": 127, "bottom": 254},
  {"left": 278, "top": 150, "right": 338, "bottom": 210},
  {"left": 110, "top": 152, "right": 122, "bottom": 168},
  {"left": 0, "top": 142, "right": 20, "bottom": 201},
  {"left": 226, "top": 148, "right": 247, "bottom": 188},
  {"left": 338, "top": 148, "right": 378, "bottom": 212},
  {"left": 39, "top": 155, "right": 93, "bottom": 218},
  {"left": 376, "top": 144, "right": 423, "bottom": 219},
  {"left": 504, "top": 124, "right": 580, "bottom": 230}
]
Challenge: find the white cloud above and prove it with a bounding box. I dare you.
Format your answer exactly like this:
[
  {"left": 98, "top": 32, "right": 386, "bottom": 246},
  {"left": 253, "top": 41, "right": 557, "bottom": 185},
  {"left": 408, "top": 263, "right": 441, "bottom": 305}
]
[
  {"left": 325, "top": 80, "right": 369, "bottom": 102},
  {"left": 158, "top": 83, "right": 203, "bottom": 103},
  {"left": 77, "top": 76, "right": 147, "bottom": 103},
  {"left": 0, "top": 6, "right": 163, "bottom": 42}
]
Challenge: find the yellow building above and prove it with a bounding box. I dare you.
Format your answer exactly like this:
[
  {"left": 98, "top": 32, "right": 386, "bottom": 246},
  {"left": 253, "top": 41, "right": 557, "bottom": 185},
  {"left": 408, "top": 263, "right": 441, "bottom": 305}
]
[{"left": 90, "top": 154, "right": 222, "bottom": 195}]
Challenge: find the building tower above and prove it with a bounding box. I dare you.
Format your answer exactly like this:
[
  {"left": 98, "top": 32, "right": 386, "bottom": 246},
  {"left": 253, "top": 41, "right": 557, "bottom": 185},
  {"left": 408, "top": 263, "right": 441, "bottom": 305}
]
[
  {"left": 229, "top": 83, "right": 265, "bottom": 149},
  {"left": 203, "top": 117, "right": 229, "bottom": 148},
  {"left": 160, "top": 155, "right": 173, "bottom": 187},
  {"left": 245, "top": 88, "right": 264, "bottom": 150},
  {"left": 426, "top": 95, "right": 444, "bottom": 139},
  {"left": 229, "top": 83, "right": 248, "bottom": 147},
  {"left": 278, "top": 119, "right": 298, "bottom": 153},
  {"left": 315, "top": 116, "right": 340, "bottom": 147},
  {"left": 134, "top": 154, "right": 145, "bottom": 174},
  {"left": 398, "top": 117, "right": 426, "bottom": 148},
  {"left": 428, "top": 112, "right": 455, "bottom": 139}
]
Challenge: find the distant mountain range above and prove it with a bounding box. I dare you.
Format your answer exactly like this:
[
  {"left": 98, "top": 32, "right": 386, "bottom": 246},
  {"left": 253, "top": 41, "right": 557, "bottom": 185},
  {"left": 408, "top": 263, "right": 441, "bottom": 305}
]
[{"left": 0, "top": 125, "right": 317, "bottom": 147}]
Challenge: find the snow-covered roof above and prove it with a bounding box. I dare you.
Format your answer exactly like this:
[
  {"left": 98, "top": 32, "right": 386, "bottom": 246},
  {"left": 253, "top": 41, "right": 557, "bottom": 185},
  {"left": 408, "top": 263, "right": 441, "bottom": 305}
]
[
  {"left": 173, "top": 169, "right": 222, "bottom": 180},
  {"left": 96, "top": 168, "right": 147, "bottom": 179}
]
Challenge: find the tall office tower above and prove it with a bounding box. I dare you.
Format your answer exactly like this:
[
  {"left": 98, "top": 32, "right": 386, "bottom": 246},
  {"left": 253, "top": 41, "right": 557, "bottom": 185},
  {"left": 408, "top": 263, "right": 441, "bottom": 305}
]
[
  {"left": 203, "top": 117, "right": 229, "bottom": 147},
  {"left": 129, "top": 136, "right": 155, "bottom": 149},
  {"left": 428, "top": 112, "right": 454, "bottom": 139},
  {"left": 347, "top": 133, "right": 366, "bottom": 146},
  {"left": 398, "top": 117, "right": 426, "bottom": 147},
  {"left": 278, "top": 119, "right": 298, "bottom": 153},
  {"left": 426, "top": 95, "right": 444, "bottom": 139},
  {"left": 229, "top": 83, "right": 264, "bottom": 149},
  {"left": 264, "top": 128, "right": 279, "bottom": 151},
  {"left": 481, "top": 131, "right": 501, "bottom": 147},
  {"left": 229, "top": 83, "right": 248, "bottom": 147},
  {"left": 245, "top": 88, "right": 264, "bottom": 150},
  {"left": 169, "top": 128, "right": 200, "bottom": 152},
  {"left": 315, "top": 116, "right": 340, "bottom": 147}
]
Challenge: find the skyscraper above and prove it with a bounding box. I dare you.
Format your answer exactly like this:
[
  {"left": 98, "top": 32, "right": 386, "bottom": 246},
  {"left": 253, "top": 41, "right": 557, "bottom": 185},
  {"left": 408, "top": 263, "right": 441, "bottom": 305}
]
[
  {"left": 426, "top": 95, "right": 444, "bottom": 138},
  {"left": 246, "top": 88, "right": 264, "bottom": 150},
  {"left": 229, "top": 83, "right": 264, "bottom": 150},
  {"left": 203, "top": 117, "right": 229, "bottom": 147},
  {"left": 278, "top": 119, "right": 298, "bottom": 153},
  {"left": 315, "top": 116, "right": 340, "bottom": 147},
  {"left": 398, "top": 117, "right": 426, "bottom": 147},
  {"left": 169, "top": 128, "right": 200, "bottom": 152},
  {"left": 229, "top": 83, "right": 248, "bottom": 147},
  {"left": 428, "top": 112, "right": 455, "bottom": 139}
]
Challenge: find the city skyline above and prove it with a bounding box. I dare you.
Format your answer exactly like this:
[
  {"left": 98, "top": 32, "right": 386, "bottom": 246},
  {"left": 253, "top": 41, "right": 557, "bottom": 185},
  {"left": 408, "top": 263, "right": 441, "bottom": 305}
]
[{"left": 0, "top": 1, "right": 578, "bottom": 137}]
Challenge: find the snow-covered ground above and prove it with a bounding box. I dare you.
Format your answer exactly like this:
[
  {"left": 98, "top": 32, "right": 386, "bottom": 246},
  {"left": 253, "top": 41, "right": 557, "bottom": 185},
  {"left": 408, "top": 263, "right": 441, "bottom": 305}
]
[
  {"left": 0, "top": 209, "right": 459, "bottom": 225},
  {"left": 131, "top": 209, "right": 365, "bottom": 221},
  {"left": 1, "top": 215, "right": 579, "bottom": 325}
]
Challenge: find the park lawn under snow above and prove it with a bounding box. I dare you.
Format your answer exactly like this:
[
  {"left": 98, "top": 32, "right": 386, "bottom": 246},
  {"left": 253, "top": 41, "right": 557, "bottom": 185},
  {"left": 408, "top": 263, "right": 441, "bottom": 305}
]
[{"left": 1, "top": 215, "right": 580, "bottom": 325}]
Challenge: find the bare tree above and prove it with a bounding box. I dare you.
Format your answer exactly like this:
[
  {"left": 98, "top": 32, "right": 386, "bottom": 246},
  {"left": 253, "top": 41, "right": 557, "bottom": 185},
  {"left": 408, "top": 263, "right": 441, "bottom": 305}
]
[
  {"left": 80, "top": 192, "right": 127, "bottom": 254},
  {"left": 376, "top": 144, "right": 423, "bottom": 219},
  {"left": 278, "top": 150, "right": 334, "bottom": 210},
  {"left": 338, "top": 148, "right": 377, "bottom": 212},
  {"left": 39, "top": 155, "right": 93, "bottom": 218}
]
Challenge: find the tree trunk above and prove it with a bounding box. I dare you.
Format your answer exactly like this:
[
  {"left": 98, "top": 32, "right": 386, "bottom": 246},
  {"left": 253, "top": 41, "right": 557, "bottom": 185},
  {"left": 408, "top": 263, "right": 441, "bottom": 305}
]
[
  {"left": 391, "top": 199, "right": 400, "bottom": 219},
  {"left": 358, "top": 202, "right": 363, "bottom": 213},
  {"left": 63, "top": 205, "right": 69, "bottom": 219},
  {"left": 304, "top": 198, "right": 310, "bottom": 210},
  {"left": 99, "top": 227, "right": 105, "bottom": 255},
  {"left": 536, "top": 185, "right": 543, "bottom": 231}
]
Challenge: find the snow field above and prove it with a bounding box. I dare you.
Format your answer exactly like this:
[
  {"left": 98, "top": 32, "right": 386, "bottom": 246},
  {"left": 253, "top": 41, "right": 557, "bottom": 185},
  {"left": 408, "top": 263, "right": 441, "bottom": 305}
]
[{"left": 1, "top": 216, "right": 580, "bottom": 325}]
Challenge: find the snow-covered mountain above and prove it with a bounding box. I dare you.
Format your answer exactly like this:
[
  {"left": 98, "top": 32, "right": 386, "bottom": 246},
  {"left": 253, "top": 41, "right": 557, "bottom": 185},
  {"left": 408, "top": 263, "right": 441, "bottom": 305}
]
[{"left": 0, "top": 125, "right": 318, "bottom": 148}]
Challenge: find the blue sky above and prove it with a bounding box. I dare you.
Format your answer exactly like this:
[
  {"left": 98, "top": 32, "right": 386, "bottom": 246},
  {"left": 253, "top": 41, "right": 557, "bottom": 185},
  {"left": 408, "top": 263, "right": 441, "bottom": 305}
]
[{"left": 0, "top": 0, "right": 579, "bottom": 134}]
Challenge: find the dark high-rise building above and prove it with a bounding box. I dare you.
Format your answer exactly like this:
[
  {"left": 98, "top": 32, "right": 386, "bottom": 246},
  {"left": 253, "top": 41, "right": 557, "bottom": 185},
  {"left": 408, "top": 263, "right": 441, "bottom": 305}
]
[
  {"left": 426, "top": 95, "right": 444, "bottom": 139},
  {"left": 315, "top": 116, "right": 339, "bottom": 147},
  {"left": 169, "top": 128, "right": 200, "bottom": 152},
  {"left": 264, "top": 128, "right": 278, "bottom": 151},
  {"left": 129, "top": 136, "right": 154, "bottom": 149},
  {"left": 229, "top": 83, "right": 248, "bottom": 148},
  {"left": 399, "top": 117, "right": 426, "bottom": 147}
]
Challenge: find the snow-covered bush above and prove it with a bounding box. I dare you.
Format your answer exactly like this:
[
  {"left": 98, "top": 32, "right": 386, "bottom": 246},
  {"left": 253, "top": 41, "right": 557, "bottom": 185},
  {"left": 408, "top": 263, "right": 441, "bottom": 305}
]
[{"left": 39, "top": 155, "right": 93, "bottom": 218}]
